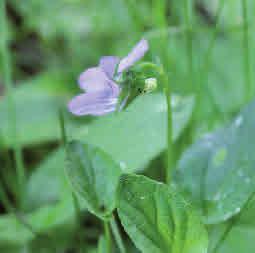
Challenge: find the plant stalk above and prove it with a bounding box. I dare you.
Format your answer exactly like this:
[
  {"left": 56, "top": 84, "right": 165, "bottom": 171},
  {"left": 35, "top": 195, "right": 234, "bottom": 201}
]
[
  {"left": 162, "top": 71, "right": 173, "bottom": 184},
  {"left": 104, "top": 221, "right": 112, "bottom": 253},
  {"left": 241, "top": 0, "right": 252, "bottom": 101},
  {"left": 110, "top": 216, "right": 126, "bottom": 253}
]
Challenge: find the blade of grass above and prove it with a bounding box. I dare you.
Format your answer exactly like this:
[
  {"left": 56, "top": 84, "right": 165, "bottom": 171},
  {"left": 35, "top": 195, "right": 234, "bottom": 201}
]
[
  {"left": 104, "top": 221, "right": 112, "bottom": 253},
  {"left": 124, "top": 0, "right": 145, "bottom": 32},
  {"left": 0, "top": 0, "right": 25, "bottom": 209},
  {"left": 110, "top": 216, "right": 126, "bottom": 253},
  {"left": 199, "top": 0, "right": 227, "bottom": 120},
  {"left": 241, "top": 0, "right": 252, "bottom": 101},
  {"left": 0, "top": 180, "right": 12, "bottom": 212},
  {"left": 58, "top": 109, "right": 82, "bottom": 224},
  {"left": 201, "top": 0, "right": 226, "bottom": 76},
  {"left": 151, "top": 0, "right": 174, "bottom": 184},
  {"left": 162, "top": 69, "right": 173, "bottom": 184},
  {"left": 184, "top": 0, "right": 194, "bottom": 91}
]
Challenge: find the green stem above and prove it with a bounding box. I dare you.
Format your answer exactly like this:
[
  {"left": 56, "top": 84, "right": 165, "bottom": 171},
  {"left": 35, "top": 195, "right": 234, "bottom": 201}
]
[
  {"left": 104, "top": 221, "right": 112, "bottom": 253},
  {"left": 184, "top": 0, "right": 194, "bottom": 91},
  {"left": 145, "top": 23, "right": 250, "bottom": 41},
  {"left": 241, "top": 0, "right": 252, "bottom": 101},
  {"left": 152, "top": 0, "right": 170, "bottom": 68},
  {"left": 140, "top": 62, "right": 173, "bottom": 184},
  {"left": 163, "top": 72, "right": 173, "bottom": 184},
  {"left": 201, "top": 0, "right": 226, "bottom": 76},
  {"left": 110, "top": 217, "right": 126, "bottom": 253},
  {"left": 58, "top": 109, "right": 82, "bottom": 237},
  {"left": 200, "top": 0, "right": 226, "bottom": 117},
  {"left": 0, "top": 181, "right": 12, "bottom": 212},
  {"left": 125, "top": 0, "right": 144, "bottom": 32},
  {"left": 58, "top": 109, "right": 67, "bottom": 146},
  {"left": 0, "top": 0, "right": 25, "bottom": 209},
  {"left": 153, "top": 0, "right": 167, "bottom": 28}
]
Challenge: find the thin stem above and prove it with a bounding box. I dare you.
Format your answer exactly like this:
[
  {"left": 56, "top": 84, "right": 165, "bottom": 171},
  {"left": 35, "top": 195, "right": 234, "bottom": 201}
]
[
  {"left": 58, "top": 109, "right": 67, "bottom": 146},
  {"left": 162, "top": 71, "right": 173, "bottom": 184},
  {"left": 153, "top": 0, "right": 167, "bottom": 28},
  {"left": 0, "top": 180, "right": 12, "bottom": 212},
  {"left": 145, "top": 23, "right": 249, "bottom": 40},
  {"left": 201, "top": 0, "right": 226, "bottom": 76},
  {"left": 58, "top": 109, "right": 82, "bottom": 234},
  {"left": 0, "top": 0, "right": 25, "bottom": 209},
  {"left": 199, "top": 0, "right": 226, "bottom": 120},
  {"left": 104, "top": 221, "right": 112, "bottom": 253},
  {"left": 110, "top": 216, "right": 126, "bottom": 253},
  {"left": 184, "top": 0, "right": 194, "bottom": 91},
  {"left": 125, "top": 0, "right": 144, "bottom": 32},
  {"left": 241, "top": 0, "right": 252, "bottom": 101}
]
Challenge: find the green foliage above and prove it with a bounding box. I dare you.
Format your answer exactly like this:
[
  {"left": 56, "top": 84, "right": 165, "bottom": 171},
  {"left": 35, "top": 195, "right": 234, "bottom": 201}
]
[
  {"left": 73, "top": 93, "right": 194, "bottom": 171},
  {"left": 176, "top": 100, "right": 255, "bottom": 225},
  {"left": 117, "top": 174, "right": 208, "bottom": 253},
  {"left": 97, "top": 236, "right": 108, "bottom": 253},
  {"left": 25, "top": 93, "right": 194, "bottom": 211},
  {"left": 1, "top": 0, "right": 255, "bottom": 252},
  {"left": 0, "top": 200, "right": 75, "bottom": 248},
  {"left": 66, "top": 141, "right": 122, "bottom": 219},
  {"left": 0, "top": 73, "right": 68, "bottom": 147}
]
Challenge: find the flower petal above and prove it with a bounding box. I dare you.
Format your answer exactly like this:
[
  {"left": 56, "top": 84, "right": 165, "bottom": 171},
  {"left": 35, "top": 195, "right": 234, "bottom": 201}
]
[
  {"left": 78, "top": 67, "right": 112, "bottom": 93},
  {"left": 118, "top": 39, "right": 149, "bottom": 73},
  {"left": 99, "top": 56, "right": 120, "bottom": 78},
  {"left": 68, "top": 92, "right": 119, "bottom": 116}
]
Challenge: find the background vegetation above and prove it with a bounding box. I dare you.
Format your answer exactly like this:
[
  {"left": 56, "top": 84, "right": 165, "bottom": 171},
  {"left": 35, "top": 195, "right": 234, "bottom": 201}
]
[{"left": 1, "top": 0, "right": 255, "bottom": 252}]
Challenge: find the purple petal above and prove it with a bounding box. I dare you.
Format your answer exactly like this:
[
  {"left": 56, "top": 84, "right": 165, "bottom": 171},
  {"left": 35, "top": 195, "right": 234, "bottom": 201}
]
[
  {"left": 99, "top": 56, "right": 120, "bottom": 78},
  {"left": 78, "top": 67, "right": 112, "bottom": 93},
  {"left": 68, "top": 92, "right": 119, "bottom": 116},
  {"left": 118, "top": 39, "right": 149, "bottom": 73}
]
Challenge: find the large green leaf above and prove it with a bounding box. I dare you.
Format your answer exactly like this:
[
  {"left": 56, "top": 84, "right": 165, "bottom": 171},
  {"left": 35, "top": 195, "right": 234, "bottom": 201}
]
[
  {"left": 66, "top": 141, "right": 122, "bottom": 219},
  {"left": 26, "top": 93, "right": 194, "bottom": 209},
  {"left": 175, "top": 99, "right": 255, "bottom": 224},
  {"left": 117, "top": 174, "right": 208, "bottom": 253},
  {"left": 72, "top": 93, "right": 194, "bottom": 171}
]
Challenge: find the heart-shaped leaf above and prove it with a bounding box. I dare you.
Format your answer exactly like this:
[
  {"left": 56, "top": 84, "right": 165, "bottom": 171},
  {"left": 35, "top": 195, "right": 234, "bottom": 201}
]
[
  {"left": 66, "top": 141, "right": 122, "bottom": 219},
  {"left": 117, "top": 174, "right": 208, "bottom": 253}
]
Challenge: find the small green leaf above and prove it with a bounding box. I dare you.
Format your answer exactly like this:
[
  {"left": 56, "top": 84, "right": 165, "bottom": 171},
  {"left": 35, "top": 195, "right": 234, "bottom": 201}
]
[
  {"left": 66, "top": 141, "right": 122, "bottom": 219},
  {"left": 117, "top": 174, "right": 208, "bottom": 253}
]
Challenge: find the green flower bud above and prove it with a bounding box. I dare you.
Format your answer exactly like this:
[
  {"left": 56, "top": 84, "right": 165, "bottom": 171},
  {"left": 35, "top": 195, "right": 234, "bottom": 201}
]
[{"left": 144, "top": 78, "right": 157, "bottom": 93}]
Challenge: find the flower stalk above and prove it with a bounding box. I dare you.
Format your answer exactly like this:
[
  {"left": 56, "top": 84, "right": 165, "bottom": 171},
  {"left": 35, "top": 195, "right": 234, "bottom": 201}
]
[
  {"left": 241, "top": 0, "right": 252, "bottom": 101},
  {"left": 104, "top": 221, "right": 112, "bottom": 253},
  {"left": 162, "top": 71, "right": 173, "bottom": 184},
  {"left": 110, "top": 216, "right": 126, "bottom": 253}
]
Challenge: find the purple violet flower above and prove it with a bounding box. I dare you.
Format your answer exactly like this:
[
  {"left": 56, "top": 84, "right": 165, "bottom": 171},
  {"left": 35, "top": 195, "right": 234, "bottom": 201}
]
[{"left": 68, "top": 39, "right": 149, "bottom": 116}]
